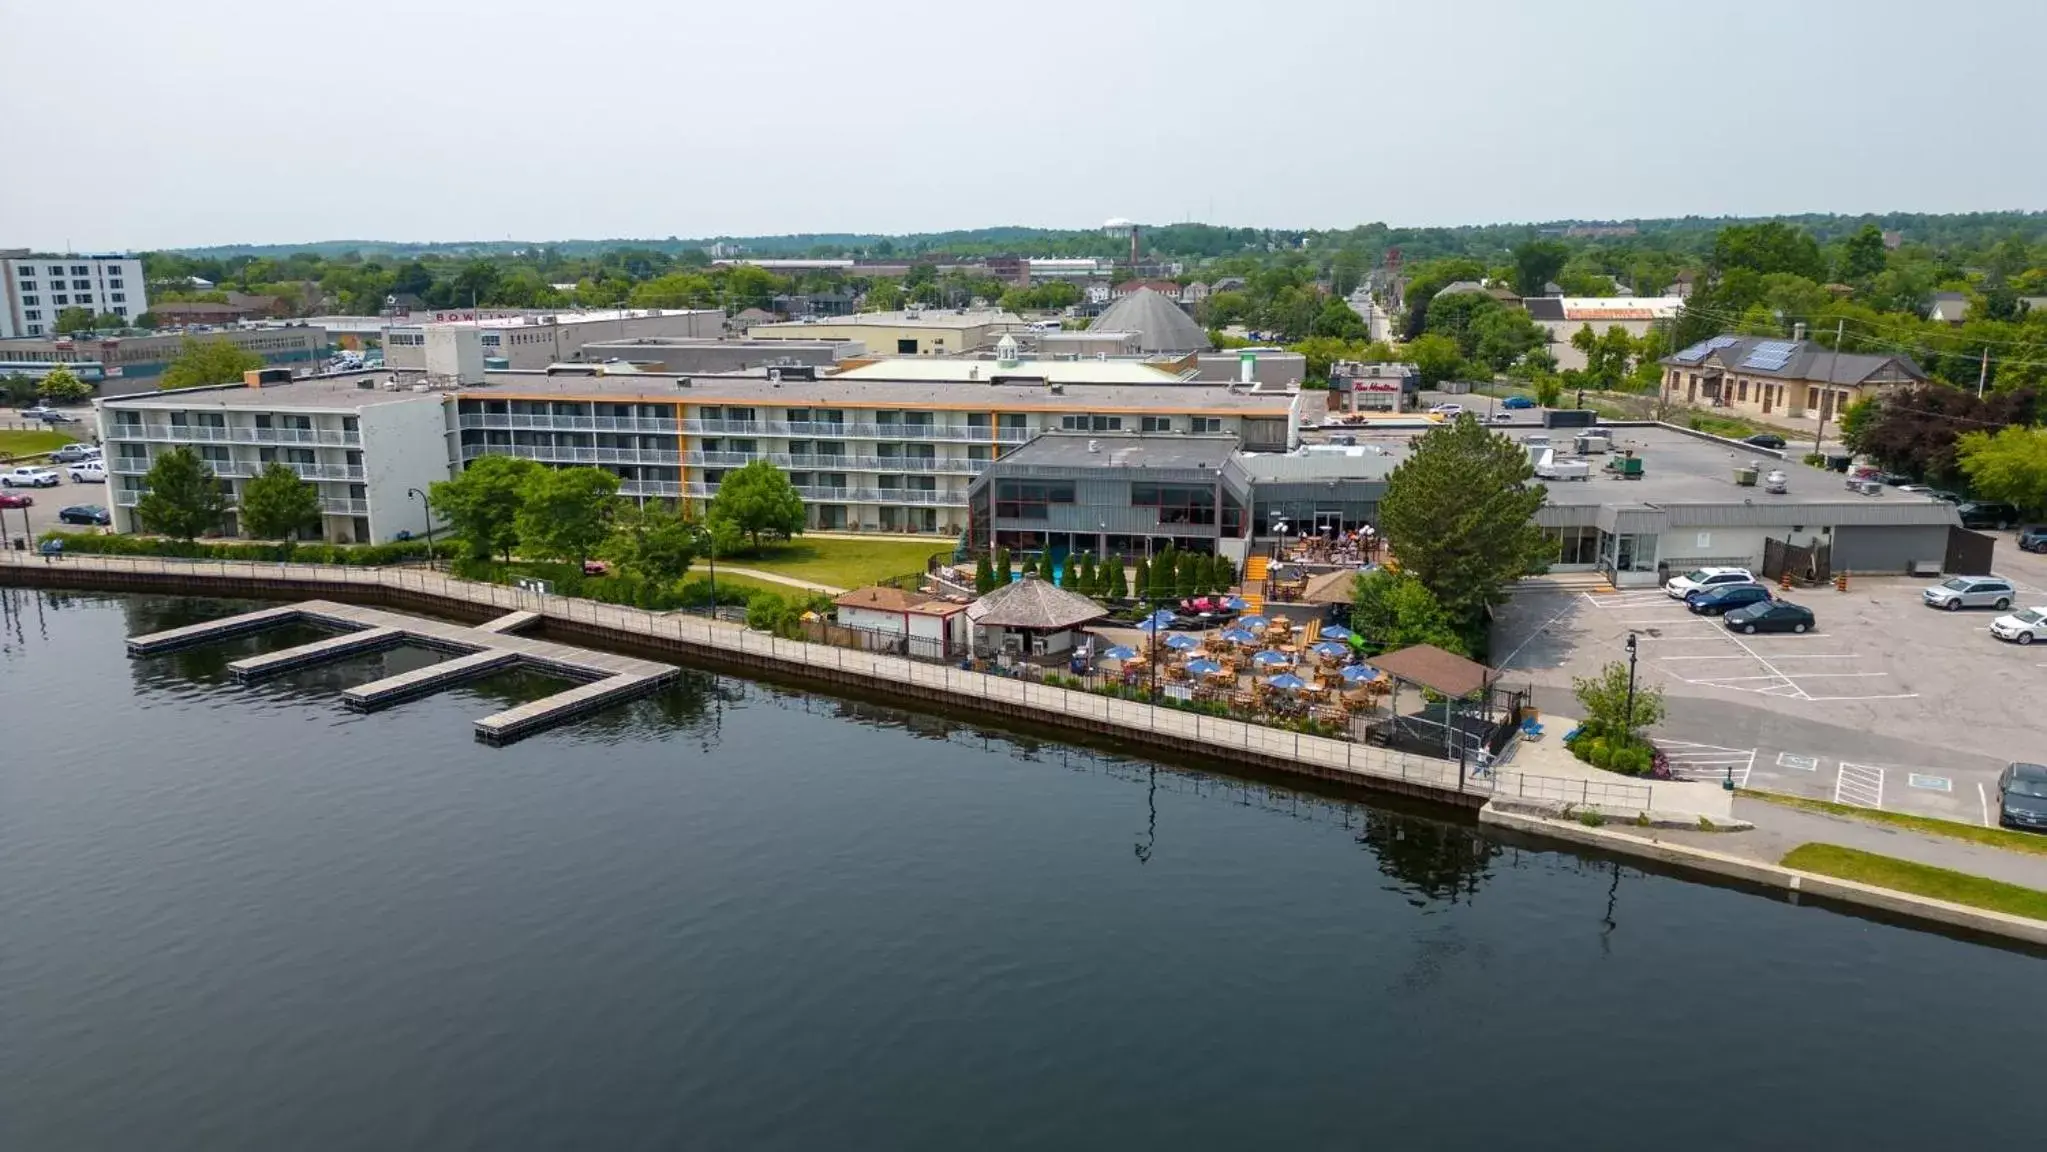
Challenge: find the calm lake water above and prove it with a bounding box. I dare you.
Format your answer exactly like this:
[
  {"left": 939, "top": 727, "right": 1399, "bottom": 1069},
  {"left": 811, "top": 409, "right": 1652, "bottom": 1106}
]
[{"left": 0, "top": 589, "right": 2037, "bottom": 1150}]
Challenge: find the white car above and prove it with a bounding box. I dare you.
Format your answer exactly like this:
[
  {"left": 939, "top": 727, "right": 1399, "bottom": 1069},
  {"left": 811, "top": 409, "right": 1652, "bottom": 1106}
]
[
  {"left": 1665, "top": 566, "right": 1756, "bottom": 599},
  {"left": 1429, "top": 403, "right": 1464, "bottom": 416},
  {"left": 1990, "top": 607, "right": 2047, "bottom": 646},
  {"left": 67, "top": 460, "right": 106, "bottom": 482},
  {"left": 1, "top": 466, "right": 62, "bottom": 488}
]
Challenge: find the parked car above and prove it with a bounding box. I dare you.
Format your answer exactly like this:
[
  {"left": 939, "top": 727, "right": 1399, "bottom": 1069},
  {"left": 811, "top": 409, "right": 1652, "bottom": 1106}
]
[
  {"left": 1502, "top": 395, "right": 1537, "bottom": 410},
  {"left": 1921, "top": 575, "right": 2014, "bottom": 612},
  {"left": 1743, "top": 433, "right": 1787, "bottom": 449},
  {"left": 1428, "top": 403, "right": 1464, "bottom": 416},
  {"left": 57, "top": 504, "right": 110, "bottom": 526},
  {"left": 1686, "top": 584, "right": 1773, "bottom": 616},
  {"left": 1879, "top": 472, "right": 1915, "bottom": 486},
  {"left": 1995, "top": 762, "right": 2047, "bottom": 832},
  {"left": 0, "top": 491, "right": 33, "bottom": 509},
  {"left": 1955, "top": 501, "right": 2021, "bottom": 530},
  {"left": 2019, "top": 525, "right": 2047, "bottom": 553},
  {"left": 1665, "top": 566, "right": 1756, "bottom": 599},
  {"left": 33, "top": 410, "right": 80, "bottom": 424},
  {"left": 1723, "top": 601, "right": 1815, "bottom": 634},
  {"left": 49, "top": 443, "right": 101, "bottom": 464},
  {"left": 1897, "top": 484, "right": 1962, "bottom": 503},
  {"left": 67, "top": 460, "right": 105, "bottom": 482},
  {"left": 1989, "top": 606, "right": 2047, "bottom": 646},
  {"left": 1, "top": 466, "right": 61, "bottom": 488}
]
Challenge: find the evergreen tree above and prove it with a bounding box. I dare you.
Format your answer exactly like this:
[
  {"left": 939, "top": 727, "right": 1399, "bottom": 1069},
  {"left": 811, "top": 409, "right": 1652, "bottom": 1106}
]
[
  {"left": 974, "top": 551, "right": 996, "bottom": 595},
  {"left": 1077, "top": 553, "right": 1096, "bottom": 594},
  {"left": 1132, "top": 555, "right": 1150, "bottom": 601},
  {"left": 1175, "top": 552, "right": 1200, "bottom": 598},
  {"left": 1150, "top": 545, "right": 1177, "bottom": 598},
  {"left": 1378, "top": 415, "right": 1552, "bottom": 625},
  {"left": 1109, "top": 555, "right": 1129, "bottom": 600},
  {"left": 1213, "top": 553, "right": 1236, "bottom": 593},
  {"left": 995, "top": 547, "right": 1013, "bottom": 585}
]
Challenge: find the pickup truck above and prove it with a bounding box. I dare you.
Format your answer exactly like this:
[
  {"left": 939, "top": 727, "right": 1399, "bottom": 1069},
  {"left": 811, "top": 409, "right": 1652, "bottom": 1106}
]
[{"left": 2, "top": 466, "right": 63, "bottom": 488}]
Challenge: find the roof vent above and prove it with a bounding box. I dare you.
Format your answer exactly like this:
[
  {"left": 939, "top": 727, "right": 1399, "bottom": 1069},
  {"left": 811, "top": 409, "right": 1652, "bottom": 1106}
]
[{"left": 1087, "top": 439, "right": 1100, "bottom": 453}]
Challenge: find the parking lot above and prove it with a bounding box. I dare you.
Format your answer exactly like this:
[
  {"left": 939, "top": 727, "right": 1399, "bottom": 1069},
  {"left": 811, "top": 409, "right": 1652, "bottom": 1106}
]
[
  {"left": 1496, "top": 544, "right": 2047, "bottom": 826},
  {"left": 2, "top": 472, "right": 111, "bottom": 547}
]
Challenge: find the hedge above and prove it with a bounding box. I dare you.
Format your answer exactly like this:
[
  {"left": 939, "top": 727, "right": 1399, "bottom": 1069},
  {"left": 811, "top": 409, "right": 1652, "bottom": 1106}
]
[{"left": 38, "top": 530, "right": 436, "bottom": 567}]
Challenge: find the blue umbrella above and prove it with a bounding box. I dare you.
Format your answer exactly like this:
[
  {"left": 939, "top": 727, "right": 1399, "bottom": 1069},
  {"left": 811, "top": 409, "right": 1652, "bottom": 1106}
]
[
  {"left": 1104, "top": 645, "right": 1137, "bottom": 661},
  {"left": 1264, "top": 673, "right": 1309, "bottom": 691},
  {"left": 1239, "top": 615, "right": 1269, "bottom": 630},
  {"left": 1251, "top": 649, "right": 1291, "bottom": 667},
  {"left": 1164, "top": 633, "right": 1200, "bottom": 651},
  {"left": 1311, "top": 640, "right": 1349, "bottom": 659},
  {"left": 1340, "top": 663, "right": 1381, "bottom": 683},
  {"left": 1137, "top": 618, "right": 1170, "bottom": 634},
  {"left": 1220, "top": 596, "right": 1248, "bottom": 611},
  {"left": 1220, "top": 627, "right": 1257, "bottom": 645},
  {"left": 1145, "top": 609, "right": 1178, "bottom": 627},
  {"left": 1185, "top": 658, "right": 1222, "bottom": 677},
  {"left": 1320, "top": 625, "right": 1358, "bottom": 641}
]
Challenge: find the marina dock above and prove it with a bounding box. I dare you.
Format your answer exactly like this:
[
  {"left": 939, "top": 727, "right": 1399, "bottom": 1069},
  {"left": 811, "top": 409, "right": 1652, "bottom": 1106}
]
[{"left": 125, "top": 599, "right": 678, "bottom": 742}]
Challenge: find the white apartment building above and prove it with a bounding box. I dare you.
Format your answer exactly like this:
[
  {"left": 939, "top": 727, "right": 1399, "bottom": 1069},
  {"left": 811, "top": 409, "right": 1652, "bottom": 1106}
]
[
  {"left": 0, "top": 250, "right": 149, "bottom": 338},
  {"left": 383, "top": 309, "right": 724, "bottom": 374},
  {"left": 97, "top": 373, "right": 451, "bottom": 544}
]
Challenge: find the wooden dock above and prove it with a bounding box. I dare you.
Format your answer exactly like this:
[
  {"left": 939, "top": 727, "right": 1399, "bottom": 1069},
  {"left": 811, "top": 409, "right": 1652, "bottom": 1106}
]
[{"left": 127, "top": 598, "right": 677, "bottom": 740}]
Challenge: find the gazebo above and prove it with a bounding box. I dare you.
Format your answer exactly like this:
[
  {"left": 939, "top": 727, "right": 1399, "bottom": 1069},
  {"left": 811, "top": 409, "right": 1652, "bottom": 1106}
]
[
  {"left": 967, "top": 572, "right": 1109, "bottom": 659},
  {"left": 1367, "top": 643, "right": 1501, "bottom": 759}
]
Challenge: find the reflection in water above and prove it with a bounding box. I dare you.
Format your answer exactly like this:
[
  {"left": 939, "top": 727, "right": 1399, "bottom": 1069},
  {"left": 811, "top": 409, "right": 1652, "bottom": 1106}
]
[{"left": 1356, "top": 809, "right": 1503, "bottom": 908}]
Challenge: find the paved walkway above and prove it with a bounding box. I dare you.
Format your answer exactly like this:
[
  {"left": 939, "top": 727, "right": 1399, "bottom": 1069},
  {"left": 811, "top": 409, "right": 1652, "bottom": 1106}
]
[
  {"left": 712, "top": 566, "right": 845, "bottom": 595},
  {"left": 1503, "top": 713, "right": 1736, "bottom": 821},
  {"left": 1651, "top": 797, "right": 2047, "bottom": 891}
]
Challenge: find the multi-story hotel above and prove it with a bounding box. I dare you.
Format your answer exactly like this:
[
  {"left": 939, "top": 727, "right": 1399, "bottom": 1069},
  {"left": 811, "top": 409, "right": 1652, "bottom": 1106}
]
[
  {"left": 0, "top": 250, "right": 149, "bottom": 338},
  {"left": 97, "top": 372, "right": 450, "bottom": 543}
]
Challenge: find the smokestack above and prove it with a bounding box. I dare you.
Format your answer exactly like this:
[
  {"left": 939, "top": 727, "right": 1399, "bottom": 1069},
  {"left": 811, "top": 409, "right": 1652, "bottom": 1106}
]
[{"left": 1129, "top": 224, "right": 1139, "bottom": 268}]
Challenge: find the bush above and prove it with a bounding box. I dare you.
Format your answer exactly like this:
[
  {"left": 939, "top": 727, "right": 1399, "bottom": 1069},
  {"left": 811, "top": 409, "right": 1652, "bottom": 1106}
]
[
  {"left": 1588, "top": 740, "right": 1612, "bottom": 769},
  {"left": 39, "top": 530, "right": 436, "bottom": 566}
]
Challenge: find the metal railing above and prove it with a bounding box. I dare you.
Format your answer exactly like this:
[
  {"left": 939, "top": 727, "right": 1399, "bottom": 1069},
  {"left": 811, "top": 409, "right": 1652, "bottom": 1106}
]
[
  {"left": 684, "top": 450, "right": 982, "bottom": 474},
  {"left": 681, "top": 481, "right": 962, "bottom": 506},
  {"left": 111, "top": 423, "right": 361, "bottom": 447},
  {"left": 456, "top": 413, "right": 679, "bottom": 434},
  {"left": 319, "top": 498, "right": 370, "bottom": 516},
  {"left": 683, "top": 419, "right": 1031, "bottom": 444},
  {"left": 460, "top": 443, "right": 682, "bottom": 466},
  {"left": 0, "top": 552, "right": 1655, "bottom": 814}
]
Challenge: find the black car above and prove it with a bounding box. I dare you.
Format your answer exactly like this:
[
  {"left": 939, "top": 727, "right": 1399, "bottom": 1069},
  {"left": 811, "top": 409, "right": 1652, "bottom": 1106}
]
[
  {"left": 1955, "top": 501, "right": 2021, "bottom": 530},
  {"left": 1723, "top": 601, "right": 1814, "bottom": 634},
  {"left": 1687, "top": 584, "right": 1773, "bottom": 616},
  {"left": 1743, "top": 433, "right": 1787, "bottom": 449},
  {"left": 2019, "top": 525, "right": 2047, "bottom": 553},
  {"left": 1996, "top": 762, "right": 2047, "bottom": 832},
  {"left": 57, "top": 504, "right": 110, "bottom": 526}
]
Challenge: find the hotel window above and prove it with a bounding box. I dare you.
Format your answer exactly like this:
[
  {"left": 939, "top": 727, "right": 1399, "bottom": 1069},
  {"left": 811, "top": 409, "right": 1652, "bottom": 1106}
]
[
  {"left": 23, "top": 309, "right": 39, "bottom": 320},
  {"left": 52, "top": 294, "right": 67, "bottom": 305},
  {"left": 73, "top": 279, "right": 91, "bottom": 290},
  {"left": 109, "top": 278, "right": 123, "bottom": 289},
  {"left": 46, "top": 265, "right": 63, "bottom": 276},
  {"left": 26, "top": 324, "right": 41, "bottom": 334},
  {"left": 22, "top": 295, "right": 38, "bottom": 306},
  {"left": 71, "top": 265, "right": 88, "bottom": 276},
  {"left": 1141, "top": 416, "right": 1173, "bottom": 432},
  {"left": 1191, "top": 417, "right": 1223, "bottom": 434},
  {"left": 111, "top": 293, "right": 124, "bottom": 302},
  {"left": 113, "top": 306, "right": 127, "bottom": 317},
  {"left": 19, "top": 280, "right": 34, "bottom": 291}
]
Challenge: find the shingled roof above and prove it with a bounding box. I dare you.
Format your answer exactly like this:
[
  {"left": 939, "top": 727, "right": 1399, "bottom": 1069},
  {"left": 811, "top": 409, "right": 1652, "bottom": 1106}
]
[
  {"left": 966, "top": 573, "right": 1107, "bottom": 630},
  {"left": 1663, "top": 334, "right": 1927, "bottom": 386}
]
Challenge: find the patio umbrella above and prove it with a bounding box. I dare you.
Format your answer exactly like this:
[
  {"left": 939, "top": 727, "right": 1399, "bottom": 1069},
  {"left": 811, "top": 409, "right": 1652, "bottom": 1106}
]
[
  {"left": 1220, "top": 596, "right": 1248, "bottom": 611},
  {"left": 1320, "top": 625, "right": 1358, "bottom": 641},
  {"left": 1185, "top": 658, "right": 1222, "bottom": 677},
  {"left": 1137, "top": 618, "right": 1171, "bottom": 635},
  {"left": 1219, "top": 628, "right": 1257, "bottom": 645},
  {"left": 1239, "top": 615, "right": 1269, "bottom": 630},
  {"left": 1104, "top": 645, "right": 1137, "bottom": 661},
  {"left": 1264, "top": 673, "right": 1309, "bottom": 691},
  {"left": 1311, "top": 640, "right": 1349, "bottom": 659},
  {"left": 1340, "top": 663, "right": 1381, "bottom": 683},
  {"left": 1164, "top": 633, "right": 1201, "bottom": 651},
  {"left": 1251, "top": 649, "right": 1292, "bottom": 667}
]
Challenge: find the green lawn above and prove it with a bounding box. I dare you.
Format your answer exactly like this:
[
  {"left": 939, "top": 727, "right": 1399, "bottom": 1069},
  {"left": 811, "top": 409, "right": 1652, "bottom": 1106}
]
[
  {"left": 0, "top": 428, "right": 80, "bottom": 458},
  {"left": 1740, "top": 790, "right": 2047, "bottom": 857},
  {"left": 724, "top": 537, "right": 943, "bottom": 589},
  {"left": 695, "top": 570, "right": 826, "bottom": 600},
  {"left": 1780, "top": 843, "right": 2047, "bottom": 921}
]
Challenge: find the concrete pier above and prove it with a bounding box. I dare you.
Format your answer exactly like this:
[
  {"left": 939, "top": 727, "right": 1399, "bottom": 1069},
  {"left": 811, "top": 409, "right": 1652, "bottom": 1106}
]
[
  {"left": 229, "top": 626, "right": 405, "bottom": 681},
  {"left": 343, "top": 648, "right": 522, "bottom": 711},
  {"left": 125, "top": 598, "right": 677, "bottom": 740}
]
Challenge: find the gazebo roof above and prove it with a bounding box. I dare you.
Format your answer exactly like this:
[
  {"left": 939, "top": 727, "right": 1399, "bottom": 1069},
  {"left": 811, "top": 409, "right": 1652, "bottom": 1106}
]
[
  {"left": 1370, "top": 644, "right": 1494, "bottom": 698},
  {"left": 966, "top": 573, "right": 1108, "bottom": 630}
]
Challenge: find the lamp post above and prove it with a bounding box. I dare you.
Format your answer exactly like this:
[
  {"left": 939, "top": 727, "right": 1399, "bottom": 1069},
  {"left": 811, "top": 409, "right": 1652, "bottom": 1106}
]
[
  {"left": 692, "top": 522, "right": 718, "bottom": 618},
  {"left": 1623, "top": 631, "right": 1639, "bottom": 741},
  {"left": 405, "top": 487, "right": 436, "bottom": 569}
]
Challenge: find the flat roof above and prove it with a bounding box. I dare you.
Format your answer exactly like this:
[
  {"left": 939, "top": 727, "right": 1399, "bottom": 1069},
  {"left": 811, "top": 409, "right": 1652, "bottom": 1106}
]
[
  {"left": 832, "top": 357, "right": 1181, "bottom": 385},
  {"left": 997, "top": 432, "right": 1239, "bottom": 470},
  {"left": 751, "top": 309, "right": 1022, "bottom": 331},
  {"left": 101, "top": 371, "right": 438, "bottom": 411},
  {"left": 1233, "top": 445, "right": 1405, "bottom": 483},
  {"left": 390, "top": 309, "right": 715, "bottom": 331},
  {"left": 469, "top": 370, "right": 1297, "bottom": 414}
]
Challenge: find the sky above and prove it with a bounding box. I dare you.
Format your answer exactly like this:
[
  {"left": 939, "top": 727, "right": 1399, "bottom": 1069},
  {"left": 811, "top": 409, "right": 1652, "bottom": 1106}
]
[{"left": 5, "top": 0, "right": 2042, "bottom": 251}]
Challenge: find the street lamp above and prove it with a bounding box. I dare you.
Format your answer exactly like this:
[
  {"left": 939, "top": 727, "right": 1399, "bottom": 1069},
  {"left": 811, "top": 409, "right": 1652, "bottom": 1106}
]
[
  {"left": 405, "top": 487, "right": 436, "bottom": 569},
  {"left": 1623, "top": 631, "right": 1639, "bottom": 741},
  {"left": 691, "top": 522, "right": 719, "bottom": 618}
]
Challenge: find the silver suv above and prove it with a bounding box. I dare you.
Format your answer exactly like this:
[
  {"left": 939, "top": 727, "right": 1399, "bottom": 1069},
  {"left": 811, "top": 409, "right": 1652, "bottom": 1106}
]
[{"left": 1921, "top": 575, "right": 2015, "bottom": 612}]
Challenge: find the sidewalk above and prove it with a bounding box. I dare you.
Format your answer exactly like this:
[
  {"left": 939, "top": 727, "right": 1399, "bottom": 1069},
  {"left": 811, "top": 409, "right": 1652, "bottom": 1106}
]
[
  {"left": 1500, "top": 714, "right": 1736, "bottom": 821},
  {"left": 712, "top": 566, "right": 845, "bottom": 595},
  {"left": 1652, "top": 797, "right": 2047, "bottom": 891}
]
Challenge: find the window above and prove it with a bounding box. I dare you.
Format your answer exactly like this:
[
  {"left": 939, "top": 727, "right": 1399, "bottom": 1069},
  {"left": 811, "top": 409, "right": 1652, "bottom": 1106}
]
[
  {"left": 1141, "top": 416, "right": 1173, "bottom": 433},
  {"left": 23, "top": 309, "right": 39, "bottom": 320},
  {"left": 993, "top": 480, "right": 1075, "bottom": 520},
  {"left": 74, "top": 295, "right": 93, "bottom": 307},
  {"left": 109, "top": 278, "right": 123, "bottom": 289},
  {"left": 1058, "top": 414, "right": 1123, "bottom": 432},
  {"left": 21, "top": 296, "right": 37, "bottom": 306},
  {"left": 896, "top": 338, "right": 918, "bottom": 354},
  {"left": 71, "top": 265, "right": 88, "bottom": 276},
  {"left": 1191, "top": 417, "right": 1223, "bottom": 434},
  {"left": 52, "top": 294, "right": 67, "bottom": 305},
  {"left": 113, "top": 307, "right": 127, "bottom": 317},
  {"left": 1131, "top": 484, "right": 1216, "bottom": 525},
  {"left": 19, "top": 280, "right": 34, "bottom": 292},
  {"left": 26, "top": 324, "right": 41, "bottom": 335},
  {"left": 46, "top": 265, "right": 63, "bottom": 276}
]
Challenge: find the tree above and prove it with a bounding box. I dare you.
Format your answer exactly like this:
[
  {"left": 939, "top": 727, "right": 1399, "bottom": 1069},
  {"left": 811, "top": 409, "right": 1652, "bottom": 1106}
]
[
  {"left": 36, "top": 364, "right": 93, "bottom": 403},
  {"left": 1309, "top": 297, "right": 1369, "bottom": 340},
  {"left": 1330, "top": 247, "right": 1369, "bottom": 297},
  {"left": 1175, "top": 551, "right": 1200, "bottom": 598},
  {"left": 1711, "top": 222, "right": 1824, "bottom": 280},
  {"left": 161, "top": 337, "right": 265, "bottom": 391},
  {"left": 975, "top": 552, "right": 997, "bottom": 595},
  {"left": 1957, "top": 425, "right": 2047, "bottom": 512},
  {"left": 1108, "top": 555, "right": 1129, "bottom": 600},
  {"left": 1511, "top": 240, "right": 1570, "bottom": 297},
  {"left": 1149, "top": 546, "right": 1176, "bottom": 598},
  {"left": 53, "top": 306, "right": 98, "bottom": 334},
  {"left": 1349, "top": 569, "right": 1467, "bottom": 655},
  {"left": 1573, "top": 660, "right": 1666, "bottom": 744},
  {"left": 629, "top": 271, "right": 716, "bottom": 309},
  {"left": 1405, "top": 332, "right": 1465, "bottom": 385},
  {"left": 995, "top": 547, "right": 1014, "bottom": 585},
  {"left": 1378, "top": 415, "right": 1552, "bottom": 626},
  {"left": 135, "top": 446, "right": 226, "bottom": 541},
  {"left": 863, "top": 280, "right": 904, "bottom": 312},
  {"left": 605, "top": 500, "right": 699, "bottom": 587},
  {"left": 1839, "top": 223, "right": 1888, "bottom": 283},
  {"left": 431, "top": 454, "right": 542, "bottom": 562},
  {"left": 238, "top": 461, "right": 323, "bottom": 541},
  {"left": 1077, "top": 552, "right": 1097, "bottom": 594},
  {"left": 1131, "top": 555, "right": 1149, "bottom": 600},
  {"left": 707, "top": 459, "right": 805, "bottom": 550},
  {"left": 1532, "top": 372, "right": 1564, "bottom": 408},
  {"left": 1468, "top": 307, "right": 1547, "bottom": 372},
  {"left": 1847, "top": 384, "right": 2041, "bottom": 484},
  {"left": 516, "top": 466, "right": 621, "bottom": 566}
]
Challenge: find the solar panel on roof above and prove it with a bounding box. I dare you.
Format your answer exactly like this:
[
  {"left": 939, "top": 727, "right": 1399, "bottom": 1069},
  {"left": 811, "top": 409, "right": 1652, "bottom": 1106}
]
[
  {"left": 1671, "top": 335, "right": 1741, "bottom": 365},
  {"left": 1740, "top": 340, "right": 1798, "bottom": 370}
]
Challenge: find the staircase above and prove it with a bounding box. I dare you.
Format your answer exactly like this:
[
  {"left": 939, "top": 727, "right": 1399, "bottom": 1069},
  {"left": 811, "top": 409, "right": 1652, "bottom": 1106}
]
[
  {"left": 1517, "top": 570, "right": 1615, "bottom": 594},
  {"left": 1241, "top": 555, "right": 1270, "bottom": 613}
]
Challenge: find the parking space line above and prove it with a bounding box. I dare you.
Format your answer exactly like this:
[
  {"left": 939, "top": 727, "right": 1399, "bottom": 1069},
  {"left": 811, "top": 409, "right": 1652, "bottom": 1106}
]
[
  {"left": 1835, "top": 763, "right": 1885, "bottom": 809},
  {"left": 1978, "top": 782, "right": 1991, "bottom": 827},
  {"left": 1496, "top": 597, "right": 1582, "bottom": 670},
  {"left": 1658, "top": 741, "right": 1756, "bottom": 787}
]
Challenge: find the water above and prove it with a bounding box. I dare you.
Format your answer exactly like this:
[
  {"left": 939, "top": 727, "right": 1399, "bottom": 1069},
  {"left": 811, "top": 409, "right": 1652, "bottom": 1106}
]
[{"left": 0, "top": 589, "right": 2037, "bottom": 1150}]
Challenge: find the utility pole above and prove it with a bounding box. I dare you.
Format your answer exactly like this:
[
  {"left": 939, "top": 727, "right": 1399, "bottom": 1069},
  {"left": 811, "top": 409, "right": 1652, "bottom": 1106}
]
[
  {"left": 1976, "top": 346, "right": 1990, "bottom": 399},
  {"left": 1813, "top": 318, "right": 1843, "bottom": 456}
]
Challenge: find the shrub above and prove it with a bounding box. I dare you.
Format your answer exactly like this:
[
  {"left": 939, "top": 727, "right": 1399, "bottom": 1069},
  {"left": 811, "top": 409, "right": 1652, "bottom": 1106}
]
[
  {"left": 39, "top": 530, "right": 436, "bottom": 566},
  {"left": 1589, "top": 741, "right": 1612, "bottom": 769},
  {"left": 1577, "top": 809, "right": 1607, "bottom": 827}
]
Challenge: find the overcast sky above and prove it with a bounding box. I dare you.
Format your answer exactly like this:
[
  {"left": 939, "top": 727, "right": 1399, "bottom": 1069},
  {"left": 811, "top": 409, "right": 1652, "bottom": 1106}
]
[{"left": 5, "top": 0, "right": 2040, "bottom": 250}]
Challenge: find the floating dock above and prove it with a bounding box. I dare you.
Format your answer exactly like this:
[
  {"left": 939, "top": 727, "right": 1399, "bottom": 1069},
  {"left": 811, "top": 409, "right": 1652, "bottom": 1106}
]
[{"left": 126, "top": 599, "right": 677, "bottom": 742}]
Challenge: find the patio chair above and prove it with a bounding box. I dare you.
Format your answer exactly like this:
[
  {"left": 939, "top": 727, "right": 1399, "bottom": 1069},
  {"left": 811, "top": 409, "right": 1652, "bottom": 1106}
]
[{"left": 1520, "top": 716, "right": 1545, "bottom": 740}]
